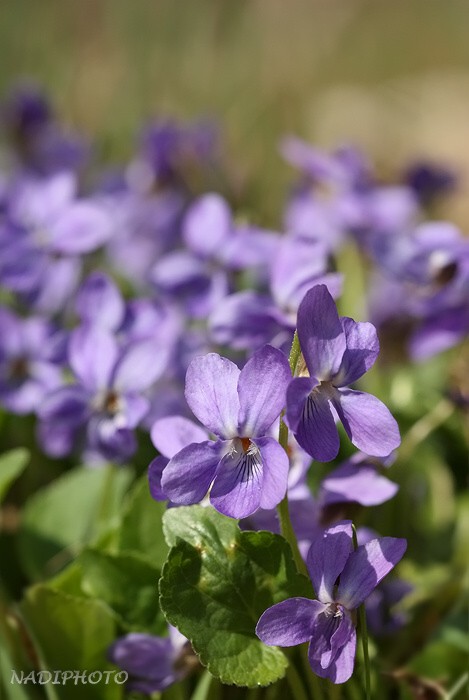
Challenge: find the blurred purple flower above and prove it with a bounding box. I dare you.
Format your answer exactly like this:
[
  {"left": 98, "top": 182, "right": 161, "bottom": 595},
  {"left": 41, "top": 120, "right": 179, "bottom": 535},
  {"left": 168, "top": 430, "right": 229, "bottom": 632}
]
[
  {"left": 1, "top": 83, "right": 87, "bottom": 175},
  {"left": 37, "top": 324, "right": 169, "bottom": 462},
  {"left": 1, "top": 172, "right": 112, "bottom": 314},
  {"left": 256, "top": 520, "right": 406, "bottom": 683},
  {"left": 286, "top": 285, "right": 400, "bottom": 461},
  {"left": 210, "top": 233, "right": 342, "bottom": 352},
  {"left": 404, "top": 160, "right": 457, "bottom": 207},
  {"left": 151, "top": 193, "right": 278, "bottom": 319},
  {"left": 108, "top": 627, "right": 193, "bottom": 694},
  {"left": 0, "top": 307, "right": 65, "bottom": 414},
  {"left": 369, "top": 222, "right": 469, "bottom": 359}
]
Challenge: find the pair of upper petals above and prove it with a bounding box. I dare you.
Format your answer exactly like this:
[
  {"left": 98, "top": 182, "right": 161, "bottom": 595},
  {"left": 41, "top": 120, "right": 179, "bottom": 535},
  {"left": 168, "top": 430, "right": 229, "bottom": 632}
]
[
  {"left": 184, "top": 345, "right": 292, "bottom": 440},
  {"left": 306, "top": 521, "right": 407, "bottom": 610},
  {"left": 297, "top": 284, "right": 379, "bottom": 385}
]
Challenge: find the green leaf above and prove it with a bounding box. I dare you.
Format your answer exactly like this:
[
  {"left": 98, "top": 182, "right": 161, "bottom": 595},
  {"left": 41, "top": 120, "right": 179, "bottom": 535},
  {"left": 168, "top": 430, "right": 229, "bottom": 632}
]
[
  {"left": 79, "top": 549, "right": 166, "bottom": 634},
  {"left": 18, "top": 465, "right": 133, "bottom": 581},
  {"left": 118, "top": 475, "right": 168, "bottom": 568},
  {"left": 20, "top": 586, "right": 122, "bottom": 700},
  {"left": 47, "top": 563, "right": 86, "bottom": 597},
  {"left": 0, "top": 448, "right": 29, "bottom": 503},
  {"left": 160, "top": 506, "right": 312, "bottom": 688}
]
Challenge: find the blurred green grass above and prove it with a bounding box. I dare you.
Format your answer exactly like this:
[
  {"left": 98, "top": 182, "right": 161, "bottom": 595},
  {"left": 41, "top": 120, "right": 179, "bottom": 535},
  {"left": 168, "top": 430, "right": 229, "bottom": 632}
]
[{"left": 2, "top": 0, "right": 469, "bottom": 224}]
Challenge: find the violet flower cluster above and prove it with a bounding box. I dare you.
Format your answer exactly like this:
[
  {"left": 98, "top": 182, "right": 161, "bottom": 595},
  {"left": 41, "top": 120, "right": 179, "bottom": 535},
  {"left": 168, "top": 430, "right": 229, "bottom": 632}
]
[{"left": 0, "top": 84, "right": 465, "bottom": 693}]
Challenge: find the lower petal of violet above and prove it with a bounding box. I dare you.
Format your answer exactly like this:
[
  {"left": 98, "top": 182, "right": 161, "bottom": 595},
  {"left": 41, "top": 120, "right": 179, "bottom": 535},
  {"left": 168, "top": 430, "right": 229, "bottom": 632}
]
[
  {"left": 308, "top": 617, "right": 356, "bottom": 684},
  {"left": 256, "top": 598, "right": 325, "bottom": 647},
  {"left": 295, "top": 387, "right": 340, "bottom": 462},
  {"left": 161, "top": 440, "right": 221, "bottom": 505},
  {"left": 254, "top": 436, "right": 289, "bottom": 510},
  {"left": 210, "top": 442, "right": 264, "bottom": 519}
]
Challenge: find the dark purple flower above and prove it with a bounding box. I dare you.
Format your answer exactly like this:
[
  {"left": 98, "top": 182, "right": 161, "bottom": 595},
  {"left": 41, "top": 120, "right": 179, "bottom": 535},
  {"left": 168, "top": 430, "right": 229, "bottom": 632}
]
[
  {"left": 368, "top": 221, "right": 469, "bottom": 359},
  {"left": 108, "top": 627, "right": 192, "bottom": 694},
  {"left": 1, "top": 83, "right": 87, "bottom": 175},
  {"left": 133, "top": 118, "right": 220, "bottom": 189},
  {"left": 404, "top": 161, "right": 457, "bottom": 207},
  {"left": 160, "top": 345, "right": 291, "bottom": 518},
  {"left": 365, "top": 578, "right": 413, "bottom": 637},
  {"left": 286, "top": 285, "right": 400, "bottom": 461},
  {"left": 256, "top": 521, "right": 406, "bottom": 683},
  {"left": 0, "top": 307, "right": 65, "bottom": 414}
]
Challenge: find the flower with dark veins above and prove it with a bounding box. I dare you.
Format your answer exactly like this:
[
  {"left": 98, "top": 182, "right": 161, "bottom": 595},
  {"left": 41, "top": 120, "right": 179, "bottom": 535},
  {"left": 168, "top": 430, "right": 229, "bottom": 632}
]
[
  {"left": 286, "top": 285, "right": 400, "bottom": 461},
  {"left": 160, "top": 345, "right": 291, "bottom": 519},
  {"left": 256, "top": 521, "right": 406, "bottom": 684}
]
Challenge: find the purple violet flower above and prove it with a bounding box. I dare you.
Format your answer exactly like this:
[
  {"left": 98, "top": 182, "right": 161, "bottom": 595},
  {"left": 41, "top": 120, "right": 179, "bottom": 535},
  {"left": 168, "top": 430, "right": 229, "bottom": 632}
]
[
  {"left": 2, "top": 172, "right": 112, "bottom": 314},
  {"left": 37, "top": 324, "right": 169, "bottom": 462},
  {"left": 1, "top": 83, "right": 87, "bottom": 175},
  {"left": 108, "top": 627, "right": 193, "bottom": 694},
  {"left": 0, "top": 307, "right": 65, "bottom": 414},
  {"left": 209, "top": 233, "right": 342, "bottom": 353},
  {"left": 286, "top": 285, "right": 400, "bottom": 461},
  {"left": 160, "top": 345, "right": 291, "bottom": 519},
  {"left": 256, "top": 520, "right": 407, "bottom": 683}
]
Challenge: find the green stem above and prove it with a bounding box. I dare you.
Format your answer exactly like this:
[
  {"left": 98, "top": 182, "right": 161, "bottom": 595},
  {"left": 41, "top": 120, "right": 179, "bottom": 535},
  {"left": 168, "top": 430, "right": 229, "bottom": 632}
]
[
  {"left": 446, "top": 672, "right": 469, "bottom": 700},
  {"left": 276, "top": 330, "right": 308, "bottom": 577},
  {"left": 277, "top": 419, "right": 308, "bottom": 578},
  {"left": 352, "top": 525, "right": 371, "bottom": 700},
  {"left": 286, "top": 661, "right": 309, "bottom": 700},
  {"left": 190, "top": 669, "right": 213, "bottom": 700},
  {"left": 300, "top": 644, "right": 325, "bottom": 700},
  {"left": 398, "top": 397, "right": 454, "bottom": 462}
]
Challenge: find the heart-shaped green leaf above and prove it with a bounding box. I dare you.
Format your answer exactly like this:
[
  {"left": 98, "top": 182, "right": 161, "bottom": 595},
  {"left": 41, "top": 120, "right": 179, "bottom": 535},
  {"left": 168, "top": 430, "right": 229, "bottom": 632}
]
[{"left": 160, "top": 506, "right": 312, "bottom": 687}]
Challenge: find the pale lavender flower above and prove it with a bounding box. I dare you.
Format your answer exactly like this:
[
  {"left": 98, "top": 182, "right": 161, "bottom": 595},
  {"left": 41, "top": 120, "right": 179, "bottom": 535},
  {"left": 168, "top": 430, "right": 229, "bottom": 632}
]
[
  {"left": 210, "top": 233, "right": 342, "bottom": 352},
  {"left": 2, "top": 172, "right": 112, "bottom": 314}
]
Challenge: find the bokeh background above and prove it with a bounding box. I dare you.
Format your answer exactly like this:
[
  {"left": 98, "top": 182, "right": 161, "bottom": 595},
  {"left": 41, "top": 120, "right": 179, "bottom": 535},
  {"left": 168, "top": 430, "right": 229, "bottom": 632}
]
[
  {"left": 1, "top": 2, "right": 468, "bottom": 698},
  {"left": 2, "top": 0, "right": 469, "bottom": 224}
]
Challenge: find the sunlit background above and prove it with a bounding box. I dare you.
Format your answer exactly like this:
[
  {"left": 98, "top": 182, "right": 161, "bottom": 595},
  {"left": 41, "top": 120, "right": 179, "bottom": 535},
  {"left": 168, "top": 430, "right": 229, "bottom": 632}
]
[{"left": 2, "top": 0, "right": 469, "bottom": 224}]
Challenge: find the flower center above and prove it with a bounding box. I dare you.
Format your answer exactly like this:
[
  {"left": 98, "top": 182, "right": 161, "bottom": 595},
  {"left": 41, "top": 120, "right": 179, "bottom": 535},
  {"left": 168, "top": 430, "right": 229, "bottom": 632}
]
[
  {"left": 103, "top": 390, "right": 122, "bottom": 416},
  {"left": 240, "top": 437, "right": 252, "bottom": 452},
  {"left": 325, "top": 602, "right": 344, "bottom": 619},
  {"left": 8, "top": 356, "right": 29, "bottom": 381}
]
